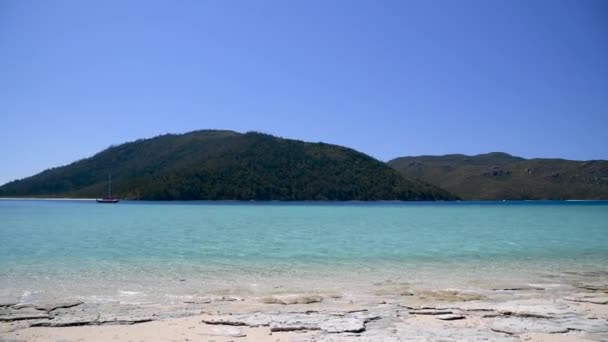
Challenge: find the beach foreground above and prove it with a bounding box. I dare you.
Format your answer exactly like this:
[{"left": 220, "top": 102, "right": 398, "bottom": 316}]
[{"left": 2, "top": 274, "right": 608, "bottom": 342}]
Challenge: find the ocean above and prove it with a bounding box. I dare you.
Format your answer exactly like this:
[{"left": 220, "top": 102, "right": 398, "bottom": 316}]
[{"left": 1, "top": 200, "right": 607, "bottom": 304}]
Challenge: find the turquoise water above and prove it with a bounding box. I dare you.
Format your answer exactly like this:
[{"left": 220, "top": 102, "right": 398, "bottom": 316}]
[{"left": 1, "top": 200, "right": 607, "bottom": 302}]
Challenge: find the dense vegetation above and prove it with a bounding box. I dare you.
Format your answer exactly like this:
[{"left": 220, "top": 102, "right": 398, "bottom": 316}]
[
  {"left": 389, "top": 152, "right": 608, "bottom": 200},
  {"left": 0, "top": 130, "right": 456, "bottom": 200}
]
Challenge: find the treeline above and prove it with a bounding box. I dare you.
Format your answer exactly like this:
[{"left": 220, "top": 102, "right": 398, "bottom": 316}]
[
  {"left": 0, "top": 130, "right": 456, "bottom": 201},
  {"left": 389, "top": 152, "right": 608, "bottom": 200}
]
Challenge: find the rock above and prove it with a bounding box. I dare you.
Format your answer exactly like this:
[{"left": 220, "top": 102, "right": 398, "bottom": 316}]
[
  {"left": 499, "top": 311, "right": 553, "bottom": 319},
  {"left": 0, "top": 302, "right": 18, "bottom": 308},
  {"left": 319, "top": 317, "right": 366, "bottom": 333},
  {"left": 269, "top": 314, "right": 367, "bottom": 333},
  {"left": 392, "top": 324, "right": 519, "bottom": 342},
  {"left": 0, "top": 306, "right": 51, "bottom": 321},
  {"left": 34, "top": 301, "right": 83, "bottom": 312},
  {"left": 30, "top": 315, "right": 154, "bottom": 327},
  {"left": 98, "top": 316, "right": 155, "bottom": 325},
  {"left": 202, "top": 313, "right": 272, "bottom": 327},
  {"left": 202, "top": 326, "right": 246, "bottom": 337},
  {"left": 418, "top": 290, "right": 485, "bottom": 302},
  {"left": 576, "top": 284, "right": 608, "bottom": 293},
  {"left": 408, "top": 309, "right": 453, "bottom": 315},
  {"left": 481, "top": 313, "right": 504, "bottom": 318},
  {"left": 373, "top": 285, "right": 413, "bottom": 297},
  {"left": 556, "top": 316, "right": 608, "bottom": 334},
  {"left": 217, "top": 296, "right": 240, "bottom": 302},
  {"left": 332, "top": 317, "right": 518, "bottom": 342},
  {"left": 491, "top": 317, "right": 570, "bottom": 334},
  {"left": 0, "top": 319, "right": 32, "bottom": 335},
  {"left": 30, "top": 318, "right": 98, "bottom": 327},
  {"left": 203, "top": 312, "right": 369, "bottom": 334},
  {"left": 261, "top": 294, "right": 323, "bottom": 305},
  {"left": 10, "top": 304, "right": 35, "bottom": 310},
  {"left": 269, "top": 316, "right": 319, "bottom": 332},
  {"left": 401, "top": 305, "right": 450, "bottom": 310},
  {"left": 327, "top": 309, "right": 368, "bottom": 316},
  {"left": 349, "top": 311, "right": 381, "bottom": 324},
  {"left": 0, "top": 312, "right": 50, "bottom": 321},
  {"left": 183, "top": 297, "right": 212, "bottom": 304},
  {"left": 565, "top": 295, "right": 608, "bottom": 305},
  {"left": 489, "top": 301, "right": 572, "bottom": 318},
  {"left": 491, "top": 285, "right": 545, "bottom": 291},
  {"left": 436, "top": 314, "right": 465, "bottom": 321}
]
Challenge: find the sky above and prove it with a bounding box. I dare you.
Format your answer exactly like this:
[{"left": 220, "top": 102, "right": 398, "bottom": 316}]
[{"left": 1, "top": 0, "right": 607, "bottom": 184}]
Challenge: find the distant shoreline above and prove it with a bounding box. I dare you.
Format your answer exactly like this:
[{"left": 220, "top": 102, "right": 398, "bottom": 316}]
[
  {"left": 1, "top": 197, "right": 607, "bottom": 202},
  {"left": 0, "top": 197, "right": 97, "bottom": 201}
]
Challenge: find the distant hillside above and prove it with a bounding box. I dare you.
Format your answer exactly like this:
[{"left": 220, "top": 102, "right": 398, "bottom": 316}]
[
  {"left": 0, "top": 130, "right": 456, "bottom": 201},
  {"left": 388, "top": 152, "right": 608, "bottom": 200}
]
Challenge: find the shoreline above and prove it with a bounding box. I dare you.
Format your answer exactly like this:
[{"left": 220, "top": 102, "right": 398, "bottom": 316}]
[
  {"left": 2, "top": 278, "right": 607, "bottom": 341},
  {"left": 0, "top": 197, "right": 97, "bottom": 201},
  {"left": 1, "top": 197, "right": 608, "bottom": 202}
]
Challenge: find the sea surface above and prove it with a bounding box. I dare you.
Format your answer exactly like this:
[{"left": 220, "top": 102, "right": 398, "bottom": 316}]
[{"left": 1, "top": 200, "right": 607, "bottom": 304}]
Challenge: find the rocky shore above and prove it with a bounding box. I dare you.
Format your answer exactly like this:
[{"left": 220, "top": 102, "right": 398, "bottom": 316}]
[{"left": 1, "top": 278, "right": 607, "bottom": 342}]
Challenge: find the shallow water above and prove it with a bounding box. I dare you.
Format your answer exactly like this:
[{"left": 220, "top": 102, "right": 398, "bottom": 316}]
[{"left": 1, "top": 200, "right": 607, "bottom": 303}]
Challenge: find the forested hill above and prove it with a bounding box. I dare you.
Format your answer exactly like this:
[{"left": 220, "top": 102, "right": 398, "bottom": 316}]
[
  {"left": 0, "top": 130, "right": 456, "bottom": 201},
  {"left": 388, "top": 152, "right": 608, "bottom": 200}
]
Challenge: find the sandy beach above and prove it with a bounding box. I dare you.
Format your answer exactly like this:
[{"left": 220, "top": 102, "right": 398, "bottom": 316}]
[{"left": 2, "top": 276, "right": 607, "bottom": 342}]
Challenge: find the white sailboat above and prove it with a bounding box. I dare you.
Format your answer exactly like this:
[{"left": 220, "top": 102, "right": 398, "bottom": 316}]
[{"left": 96, "top": 174, "right": 119, "bottom": 203}]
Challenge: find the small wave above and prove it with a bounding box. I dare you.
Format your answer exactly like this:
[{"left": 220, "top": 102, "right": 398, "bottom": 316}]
[
  {"left": 19, "top": 290, "right": 34, "bottom": 304},
  {"left": 79, "top": 295, "right": 116, "bottom": 303},
  {"left": 529, "top": 283, "right": 561, "bottom": 288},
  {"left": 118, "top": 290, "right": 142, "bottom": 296}
]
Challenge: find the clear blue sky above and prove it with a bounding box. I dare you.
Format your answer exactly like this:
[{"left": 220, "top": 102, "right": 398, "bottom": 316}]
[{"left": 1, "top": 0, "right": 607, "bottom": 184}]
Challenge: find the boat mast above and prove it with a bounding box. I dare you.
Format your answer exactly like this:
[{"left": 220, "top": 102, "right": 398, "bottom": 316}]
[{"left": 108, "top": 173, "right": 112, "bottom": 198}]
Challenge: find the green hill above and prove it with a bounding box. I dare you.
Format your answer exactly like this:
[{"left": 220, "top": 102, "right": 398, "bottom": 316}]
[
  {"left": 0, "top": 130, "right": 456, "bottom": 201},
  {"left": 388, "top": 152, "right": 608, "bottom": 200}
]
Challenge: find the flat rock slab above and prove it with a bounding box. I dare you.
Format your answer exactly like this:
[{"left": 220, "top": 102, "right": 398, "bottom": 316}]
[
  {"left": 30, "top": 315, "right": 155, "bottom": 327},
  {"left": 30, "top": 318, "right": 98, "bottom": 327},
  {"left": 417, "top": 290, "right": 486, "bottom": 302},
  {"left": 34, "top": 301, "right": 83, "bottom": 312},
  {"left": 270, "top": 317, "right": 319, "bottom": 332},
  {"left": 0, "top": 302, "right": 18, "bottom": 308},
  {"left": 204, "top": 312, "right": 370, "bottom": 333},
  {"left": 564, "top": 295, "right": 608, "bottom": 305},
  {"left": 490, "top": 301, "right": 574, "bottom": 318},
  {"left": 491, "top": 286, "right": 545, "bottom": 291},
  {"left": 554, "top": 317, "right": 608, "bottom": 334},
  {"left": 319, "top": 317, "right": 366, "bottom": 333},
  {"left": 321, "top": 324, "right": 518, "bottom": 342},
  {"left": 270, "top": 318, "right": 365, "bottom": 333},
  {"left": 98, "top": 317, "right": 155, "bottom": 325},
  {"left": 11, "top": 304, "right": 35, "bottom": 310},
  {"left": 261, "top": 294, "right": 323, "bottom": 305},
  {"left": 436, "top": 314, "right": 465, "bottom": 321},
  {"left": 491, "top": 317, "right": 570, "bottom": 334},
  {"left": 408, "top": 309, "right": 453, "bottom": 315},
  {"left": 397, "top": 325, "right": 518, "bottom": 342},
  {"left": 0, "top": 312, "right": 50, "bottom": 322},
  {"left": 576, "top": 284, "right": 608, "bottom": 293},
  {"left": 183, "top": 297, "right": 212, "bottom": 304},
  {"left": 202, "top": 313, "right": 272, "bottom": 327}
]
